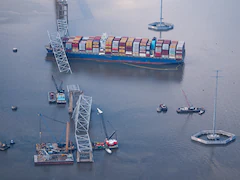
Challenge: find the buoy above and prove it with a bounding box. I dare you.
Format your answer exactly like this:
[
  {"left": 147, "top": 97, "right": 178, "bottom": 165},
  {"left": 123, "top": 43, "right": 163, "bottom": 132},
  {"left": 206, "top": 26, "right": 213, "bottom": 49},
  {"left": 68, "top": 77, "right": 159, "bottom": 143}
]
[
  {"left": 13, "top": 48, "right": 18, "bottom": 53},
  {"left": 11, "top": 106, "right": 17, "bottom": 111}
]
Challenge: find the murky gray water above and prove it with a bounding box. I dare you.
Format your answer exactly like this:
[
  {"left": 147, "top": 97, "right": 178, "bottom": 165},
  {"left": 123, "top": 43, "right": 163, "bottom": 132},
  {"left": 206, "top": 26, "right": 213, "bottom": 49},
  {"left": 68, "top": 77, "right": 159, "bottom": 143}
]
[{"left": 0, "top": 0, "right": 240, "bottom": 179}]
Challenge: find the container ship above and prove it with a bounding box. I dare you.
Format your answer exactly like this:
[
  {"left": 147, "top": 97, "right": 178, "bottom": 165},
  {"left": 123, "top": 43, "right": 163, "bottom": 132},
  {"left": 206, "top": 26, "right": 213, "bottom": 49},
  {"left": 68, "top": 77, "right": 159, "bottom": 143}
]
[{"left": 46, "top": 33, "right": 185, "bottom": 65}]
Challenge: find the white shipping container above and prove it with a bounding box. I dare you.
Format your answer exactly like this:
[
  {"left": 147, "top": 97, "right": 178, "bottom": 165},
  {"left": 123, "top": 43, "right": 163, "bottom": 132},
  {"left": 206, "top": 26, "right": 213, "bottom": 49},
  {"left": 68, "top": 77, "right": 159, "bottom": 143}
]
[
  {"left": 112, "top": 41, "right": 119, "bottom": 46},
  {"left": 162, "top": 44, "right": 169, "bottom": 50},
  {"left": 93, "top": 48, "right": 99, "bottom": 54},
  {"left": 133, "top": 42, "right": 140, "bottom": 53},
  {"left": 176, "top": 50, "right": 183, "bottom": 54},
  {"left": 155, "top": 47, "right": 162, "bottom": 52},
  {"left": 82, "top": 37, "right": 89, "bottom": 40},
  {"left": 126, "top": 51, "right": 132, "bottom": 55},
  {"left": 176, "top": 41, "right": 185, "bottom": 50},
  {"left": 79, "top": 41, "right": 86, "bottom": 51},
  {"left": 162, "top": 55, "right": 169, "bottom": 58},
  {"left": 139, "top": 53, "right": 146, "bottom": 57},
  {"left": 169, "top": 55, "right": 176, "bottom": 59}
]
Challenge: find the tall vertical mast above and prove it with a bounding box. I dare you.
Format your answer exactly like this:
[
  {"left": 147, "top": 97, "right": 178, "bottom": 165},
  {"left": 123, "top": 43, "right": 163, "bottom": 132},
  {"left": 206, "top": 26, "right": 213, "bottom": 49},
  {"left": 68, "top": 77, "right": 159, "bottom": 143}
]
[
  {"left": 213, "top": 70, "right": 219, "bottom": 135},
  {"left": 160, "top": 0, "right": 163, "bottom": 25}
]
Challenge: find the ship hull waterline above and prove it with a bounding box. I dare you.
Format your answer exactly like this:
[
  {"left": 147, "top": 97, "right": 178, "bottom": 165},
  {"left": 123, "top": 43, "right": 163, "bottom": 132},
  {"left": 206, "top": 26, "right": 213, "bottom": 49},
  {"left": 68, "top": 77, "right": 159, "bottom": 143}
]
[{"left": 46, "top": 51, "right": 184, "bottom": 65}]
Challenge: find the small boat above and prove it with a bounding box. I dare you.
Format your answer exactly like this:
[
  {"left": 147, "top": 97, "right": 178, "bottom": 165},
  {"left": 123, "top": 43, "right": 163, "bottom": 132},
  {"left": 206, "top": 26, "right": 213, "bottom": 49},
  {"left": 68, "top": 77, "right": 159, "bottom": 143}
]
[
  {"left": 176, "top": 106, "right": 201, "bottom": 113},
  {"left": 198, "top": 108, "right": 205, "bottom": 115},
  {"left": 48, "top": 92, "right": 56, "bottom": 103},
  {"left": 10, "top": 140, "right": 15, "bottom": 145},
  {"left": 0, "top": 142, "right": 10, "bottom": 151},
  {"left": 177, "top": 90, "right": 204, "bottom": 114},
  {"left": 157, "top": 104, "right": 168, "bottom": 112},
  {"left": 92, "top": 142, "right": 105, "bottom": 150},
  {"left": 105, "top": 139, "right": 118, "bottom": 149},
  {"left": 11, "top": 106, "right": 17, "bottom": 111},
  {"left": 12, "top": 48, "right": 17, "bottom": 52}
]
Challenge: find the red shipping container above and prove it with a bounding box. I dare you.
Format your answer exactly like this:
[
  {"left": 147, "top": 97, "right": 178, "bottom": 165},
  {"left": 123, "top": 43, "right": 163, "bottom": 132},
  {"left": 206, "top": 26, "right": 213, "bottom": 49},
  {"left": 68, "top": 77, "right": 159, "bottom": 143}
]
[
  {"left": 155, "top": 52, "right": 162, "bottom": 57},
  {"left": 162, "top": 50, "right": 169, "bottom": 55}
]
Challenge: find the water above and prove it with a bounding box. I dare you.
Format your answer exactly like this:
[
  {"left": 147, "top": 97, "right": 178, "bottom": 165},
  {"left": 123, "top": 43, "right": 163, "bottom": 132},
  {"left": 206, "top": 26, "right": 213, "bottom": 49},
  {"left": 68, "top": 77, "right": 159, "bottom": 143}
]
[{"left": 0, "top": 0, "right": 240, "bottom": 179}]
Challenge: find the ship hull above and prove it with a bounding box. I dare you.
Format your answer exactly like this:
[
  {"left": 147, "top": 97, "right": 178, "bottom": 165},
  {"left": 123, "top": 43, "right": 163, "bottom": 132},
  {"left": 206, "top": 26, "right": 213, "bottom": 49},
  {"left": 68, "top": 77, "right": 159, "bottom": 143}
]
[{"left": 46, "top": 48, "right": 184, "bottom": 65}]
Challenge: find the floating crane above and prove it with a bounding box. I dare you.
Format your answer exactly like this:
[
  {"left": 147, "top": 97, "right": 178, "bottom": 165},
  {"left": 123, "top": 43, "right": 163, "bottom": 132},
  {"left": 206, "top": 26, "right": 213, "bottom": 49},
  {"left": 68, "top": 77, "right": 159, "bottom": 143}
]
[
  {"left": 52, "top": 75, "right": 66, "bottom": 104},
  {"left": 96, "top": 108, "right": 118, "bottom": 154}
]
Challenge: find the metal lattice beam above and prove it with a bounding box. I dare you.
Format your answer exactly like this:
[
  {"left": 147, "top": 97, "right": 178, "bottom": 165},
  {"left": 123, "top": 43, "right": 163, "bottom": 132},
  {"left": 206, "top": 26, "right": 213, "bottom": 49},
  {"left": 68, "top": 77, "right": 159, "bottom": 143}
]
[
  {"left": 73, "top": 95, "right": 93, "bottom": 153},
  {"left": 47, "top": 31, "right": 72, "bottom": 73},
  {"left": 57, "top": 19, "right": 69, "bottom": 38}
]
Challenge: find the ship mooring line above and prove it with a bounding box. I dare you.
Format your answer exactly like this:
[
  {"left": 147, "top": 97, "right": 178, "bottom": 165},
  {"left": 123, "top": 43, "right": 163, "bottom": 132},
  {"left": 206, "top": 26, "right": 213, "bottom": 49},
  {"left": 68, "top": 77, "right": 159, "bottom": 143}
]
[{"left": 123, "top": 63, "right": 182, "bottom": 71}]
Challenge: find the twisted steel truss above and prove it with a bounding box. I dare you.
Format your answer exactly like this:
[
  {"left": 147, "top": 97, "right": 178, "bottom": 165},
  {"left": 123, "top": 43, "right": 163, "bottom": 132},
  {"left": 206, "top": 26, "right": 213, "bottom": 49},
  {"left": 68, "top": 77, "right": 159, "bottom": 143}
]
[
  {"left": 72, "top": 95, "right": 93, "bottom": 153},
  {"left": 47, "top": 31, "right": 72, "bottom": 73}
]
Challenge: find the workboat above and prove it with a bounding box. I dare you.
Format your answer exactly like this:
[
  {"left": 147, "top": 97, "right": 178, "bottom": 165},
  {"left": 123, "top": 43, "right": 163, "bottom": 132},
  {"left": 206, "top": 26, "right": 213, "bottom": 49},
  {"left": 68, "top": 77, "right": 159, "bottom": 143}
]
[
  {"left": 48, "top": 92, "right": 56, "bottom": 103},
  {"left": 0, "top": 142, "right": 10, "bottom": 151},
  {"left": 177, "top": 90, "right": 205, "bottom": 115},
  {"left": 157, "top": 104, "right": 168, "bottom": 112},
  {"left": 92, "top": 140, "right": 118, "bottom": 150},
  {"left": 176, "top": 106, "right": 203, "bottom": 113}
]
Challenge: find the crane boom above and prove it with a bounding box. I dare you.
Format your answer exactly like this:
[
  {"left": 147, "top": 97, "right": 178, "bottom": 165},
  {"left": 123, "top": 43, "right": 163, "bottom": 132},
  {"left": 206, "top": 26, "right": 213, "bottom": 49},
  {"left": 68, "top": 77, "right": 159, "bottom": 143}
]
[
  {"left": 52, "top": 75, "right": 60, "bottom": 92},
  {"left": 182, "top": 89, "right": 191, "bottom": 107},
  {"left": 97, "top": 108, "right": 109, "bottom": 139}
]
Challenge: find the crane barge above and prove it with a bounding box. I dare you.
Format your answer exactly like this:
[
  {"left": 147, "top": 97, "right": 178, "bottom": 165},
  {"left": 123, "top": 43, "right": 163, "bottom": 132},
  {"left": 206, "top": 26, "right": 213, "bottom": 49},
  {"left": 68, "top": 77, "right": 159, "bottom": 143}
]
[
  {"left": 52, "top": 75, "right": 66, "bottom": 104},
  {"left": 92, "top": 108, "right": 118, "bottom": 154}
]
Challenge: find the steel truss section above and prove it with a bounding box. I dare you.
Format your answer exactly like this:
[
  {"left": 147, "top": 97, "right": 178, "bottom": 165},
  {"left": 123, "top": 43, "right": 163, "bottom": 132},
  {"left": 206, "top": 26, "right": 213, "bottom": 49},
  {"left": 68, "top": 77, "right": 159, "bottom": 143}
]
[
  {"left": 47, "top": 31, "right": 72, "bottom": 73},
  {"left": 73, "top": 95, "right": 93, "bottom": 153},
  {"left": 56, "top": 0, "right": 68, "bottom": 23},
  {"left": 57, "top": 19, "right": 69, "bottom": 38}
]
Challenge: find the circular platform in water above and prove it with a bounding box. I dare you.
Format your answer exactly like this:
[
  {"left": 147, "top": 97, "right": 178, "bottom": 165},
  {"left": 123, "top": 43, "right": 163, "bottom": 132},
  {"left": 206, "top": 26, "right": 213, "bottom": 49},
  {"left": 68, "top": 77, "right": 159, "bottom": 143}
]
[
  {"left": 148, "top": 22, "right": 174, "bottom": 31},
  {"left": 191, "top": 130, "right": 236, "bottom": 145}
]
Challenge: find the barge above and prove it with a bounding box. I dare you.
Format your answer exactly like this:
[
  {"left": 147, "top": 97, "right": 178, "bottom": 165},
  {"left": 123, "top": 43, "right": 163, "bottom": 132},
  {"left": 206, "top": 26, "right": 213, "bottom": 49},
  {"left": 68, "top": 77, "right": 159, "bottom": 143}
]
[{"left": 46, "top": 34, "right": 185, "bottom": 65}]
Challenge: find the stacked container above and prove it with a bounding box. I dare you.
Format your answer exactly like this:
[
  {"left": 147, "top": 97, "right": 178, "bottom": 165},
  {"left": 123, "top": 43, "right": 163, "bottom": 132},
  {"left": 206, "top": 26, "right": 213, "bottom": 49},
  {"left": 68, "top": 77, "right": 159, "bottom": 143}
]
[
  {"left": 105, "top": 36, "right": 114, "bottom": 54},
  {"left": 176, "top": 41, "right": 185, "bottom": 60},
  {"left": 133, "top": 38, "right": 141, "bottom": 56},
  {"left": 119, "top": 37, "right": 128, "bottom": 55},
  {"left": 93, "top": 36, "right": 101, "bottom": 54},
  {"left": 112, "top": 36, "right": 121, "bottom": 54},
  {"left": 79, "top": 37, "right": 89, "bottom": 52},
  {"left": 65, "top": 37, "right": 75, "bottom": 52},
  {"left": 146, "top": 40, "right": 152, "bottom": 57},
  {"left": 62, "top": 37, "right": 69, "bottom": 48},
  {"left": 139, "top": 38, "right": 149, "bottom": 57},
  {"left": 162, "top": 40, "right": 171, "bottom": 58},
  {"left": 72, "top": 36, "right": 82, "bottom": 52},
  {"left": 126, "top": 37, "right": 135, "bottom": 55},
  {"left": 168, "top": 41, "right": 178, "bottom": 59},
  {"left": 155, "top": 39, "right": 163, "bottom": 57},
  {"left": 86, "top": 36, "right": 94, "bottom": 53}
]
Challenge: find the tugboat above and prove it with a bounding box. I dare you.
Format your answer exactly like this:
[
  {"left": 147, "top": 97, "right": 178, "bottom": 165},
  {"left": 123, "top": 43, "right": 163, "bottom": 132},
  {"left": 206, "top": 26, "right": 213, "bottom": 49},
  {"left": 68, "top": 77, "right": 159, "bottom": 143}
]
[
  {"left": 157, "top": 104, "right": 168, "bottom": 112},
  {"left": 48, "top": 92, "right": 56, "bottom": 103},
  {"left": 0, "top": 142, "right": 10, "bottom": 151}
]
